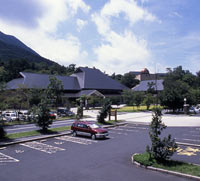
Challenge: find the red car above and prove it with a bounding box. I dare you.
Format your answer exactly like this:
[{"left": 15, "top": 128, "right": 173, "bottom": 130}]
[{"left": 71, "top": 121, "right": 109, "bottom": 140}]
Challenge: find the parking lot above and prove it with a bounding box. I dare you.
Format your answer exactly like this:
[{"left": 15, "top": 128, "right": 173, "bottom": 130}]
[{"left": 1, "top": 123, "right": 199, "bottom": 181}]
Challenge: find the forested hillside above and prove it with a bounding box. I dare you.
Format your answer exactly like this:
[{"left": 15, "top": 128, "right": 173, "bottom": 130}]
[{"left": 0, "top": 31, "right": 76, "bottom": 82}]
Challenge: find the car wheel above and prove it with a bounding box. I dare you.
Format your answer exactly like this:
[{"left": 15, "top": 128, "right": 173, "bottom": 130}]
[
  {"left": 91, "top": 134, "right": 96, "bottom": 140},
  {"left": 73, "top": 131, "right": 77, "bottom": 137}
]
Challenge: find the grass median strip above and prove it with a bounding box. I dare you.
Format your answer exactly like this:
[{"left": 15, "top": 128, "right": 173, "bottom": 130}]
[
  {"left": 133, "top": 153, "right": 200, "bottom": 177},
  {"left": 7, "top": 126, "right": 71, "bottom": 140},
  {"left": 117, "top": 105, "right": 163, "bottom": 112}
]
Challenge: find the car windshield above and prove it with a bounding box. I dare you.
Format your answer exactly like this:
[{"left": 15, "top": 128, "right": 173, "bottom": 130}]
[{"left": 89, "top": 124, "right": 101, "bottom": 129}]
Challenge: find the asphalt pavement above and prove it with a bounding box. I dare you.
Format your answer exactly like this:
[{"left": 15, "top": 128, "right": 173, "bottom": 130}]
[
  {"left": 5, "top": 119, "right": 75, "bottom": 134},
  {"left": 0, "top": 123, "right": 189, "bottom": 181}
]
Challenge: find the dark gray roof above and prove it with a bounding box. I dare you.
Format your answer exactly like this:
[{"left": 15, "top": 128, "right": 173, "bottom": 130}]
[
  {"left": 72, "top": 67, "right": 128, "bottom": 90},
  {"left": 132, "top": 79, "right": 164, "bottom": 91},
  {"left": 6, "top": 67, "right": 128, "bottom": 93},
  {"left": 6, "top": 78, "right": 24, "bottom": 89},
  {"left": 7, "top": 72, "right": 80, "bottom": 90}
]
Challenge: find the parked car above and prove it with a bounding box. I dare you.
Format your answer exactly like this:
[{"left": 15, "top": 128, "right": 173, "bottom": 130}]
[
  {"left": 71, "top": 121, "right": 109, "bottom": 140},
  {"left": 189, "top": 106, "right": 200, "bottom": 114},
  {"left": 57, "top": 108, "right": 74, "bottom": 117},
  {"left": 3, "top": 112, "right": 18, "bottom": 121},
  {"left": 49, "top": 112, "right": 57, "bottom": 119}
]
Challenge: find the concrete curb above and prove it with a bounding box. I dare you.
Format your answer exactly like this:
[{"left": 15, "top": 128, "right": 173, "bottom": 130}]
[
  {"left": 0, "top": 122, "right": 126, "bottom": 147},
  {"left": 0, "top": 131, "right": 72, "bottom": 147},
  {"left": 131, "top": 153, "right": 200, "bottom": 180}
]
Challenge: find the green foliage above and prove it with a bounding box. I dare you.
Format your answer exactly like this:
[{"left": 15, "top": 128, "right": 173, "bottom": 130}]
[
  {"left": 0, "top": 58, "right": 77, "bottom": 83},
  {"left": 143, "top": 94, "right": 154, "bottom": 110},
  {"left": 28, "top": 89, "right": 44, "bottom": 107},
  {"left": 45, "top": 75, "right": 64, "bottom": 107},
  {"left": 160, "top": 66, "right": 198, "bottom": 112},
  {"left": 122, "top": 90, "right": 134, "bottom": 106},
  {"left": 147, "top": 108, "right": 177, "bottom": 162},
  {"left": 0, "top": 125, "right": 6, "bottom": 139},
  {"left": 33, "top": 99, "right": 52, "bottom": 132},
  {"left": 76, "top": 106, "right": 83, "bottom": 120},
  {"left": 122, "top": 90, "right": 144, "bottom": 107},
  {"left": 133, "top": 92, "right": 145, "bottom": 108},
  {"left": 97, "top": 99, "right": 112, "bottom": 123},
  {"left": 121, "top": 72, "right": 140, "bottom": 88},
  {"left": 88, "top": 96, "right": 103, "bottom": 108},
  {"left": 110, "top": 72, "right": 139, "bottom": 88}
]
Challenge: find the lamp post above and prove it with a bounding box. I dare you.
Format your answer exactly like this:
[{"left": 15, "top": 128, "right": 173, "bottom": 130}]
[{"left": 183, "top": 98, "right": 188, "bottom": 114}]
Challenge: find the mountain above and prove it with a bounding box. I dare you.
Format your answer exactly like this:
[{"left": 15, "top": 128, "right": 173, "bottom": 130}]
[{"left": 0, "top": 31, "right": 55, "bottom": 65}]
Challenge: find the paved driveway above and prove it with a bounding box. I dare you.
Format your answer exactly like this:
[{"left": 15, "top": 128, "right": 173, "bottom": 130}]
[{"left": 83, "top": 109, "right": 200, "bottom": 127}]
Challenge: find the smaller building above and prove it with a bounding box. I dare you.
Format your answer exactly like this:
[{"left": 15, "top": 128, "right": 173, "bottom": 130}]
[
  {"left": 132, "top": 79, "right": 164, "bottom": 92},
  {"left": 130, "top": 68, "right": 166, "bottom": 81}
]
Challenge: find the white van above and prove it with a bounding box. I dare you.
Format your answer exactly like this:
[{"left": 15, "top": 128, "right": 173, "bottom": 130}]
[{"left": 4, "top": 112, "right": 18, "bottom": 121}]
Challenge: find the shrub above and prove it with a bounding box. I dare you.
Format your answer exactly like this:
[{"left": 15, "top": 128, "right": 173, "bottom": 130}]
[
  {"left": 97, "top": 99, "right": 112, "bottom": 123},
  {"left": 0, "top": 125, "right": 6, "bottom": 139},
  {"left": 146, "top": 108, "right": 177, "bottom": 162},
  {"left": 34, "top": 100, "right": 52, "bottom": 132}
]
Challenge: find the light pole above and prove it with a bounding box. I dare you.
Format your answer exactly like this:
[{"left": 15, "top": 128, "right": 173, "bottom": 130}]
[{"left": 183, "top": 98, "right": 188, "bottom": 114}]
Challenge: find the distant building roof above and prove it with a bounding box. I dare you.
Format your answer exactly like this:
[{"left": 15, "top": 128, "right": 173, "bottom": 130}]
[
  {"left": 6, "top": 67, "right": 128, "bottom": 97},
  {"left": 10, "top": 72, "right": 81, "bottom": 90},
  {"left": 132, "top": 79, "right": 164, "bottom": 92}
]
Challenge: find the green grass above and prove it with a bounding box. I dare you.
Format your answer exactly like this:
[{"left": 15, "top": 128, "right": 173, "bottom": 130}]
[
  {"left": 6, "top": 126, "right": 71, "bottom": 140},
  {"left": 133, "top": 153, "right": 200, "bottom": 177},
  {"left": 116, "top": 105, "right": 162, "bottom": 112},
  {"left": 98, "top": 120, "right": 124, "bottom": 125}
]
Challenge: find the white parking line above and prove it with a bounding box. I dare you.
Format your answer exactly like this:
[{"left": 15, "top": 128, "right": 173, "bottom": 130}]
[
  {"left": 20, "top": 141, "right": 65, "bottom": 154},
  {"left": 108, "top": 131, "right": 128, "bottom": 135},
  {"left": 0, "top": 152, "right": 19, "bottom": 163},
  {"left": 56, "top": 136, "right": 98, "bottom": 145},
  {"left": 176, "top": 138, "right": 200, "bottom": 143},
  {"left": 124, "top": 126, "right": 147, "bottom": 130},
  {"left": 183, "top": 134, "right": 200, "bottom": 137},
  {"left": 109, "top": 127, "right": 141, "bottom": 132}
]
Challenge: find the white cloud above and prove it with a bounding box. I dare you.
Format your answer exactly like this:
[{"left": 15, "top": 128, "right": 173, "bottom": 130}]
[
  {"left": 93, "top": 31, "right": 151, "bottom": 74},
  {"left": 169, "top": 12, "right": 182, "bottom": 19},
  {"left": 91, "top": 0, "right": 157, "bottom": 74},
  {"left": 101, "top": 0, "right": 157, "bottom": 25},
  {"left": 0, "top": 0, "right": 90, "bottom": 66},
  {"left": 76, "top": 19, "right": 88, "bottom": 32},
  {"left": 185, "top": 54, "right": 200, "bottom": 73}
]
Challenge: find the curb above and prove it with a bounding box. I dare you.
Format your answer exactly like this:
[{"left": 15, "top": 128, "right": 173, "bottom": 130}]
[
  {"left": 0, "top": 122, "right": 126, "bottom": 147},
  {"left": 131, "top": 153, "right": 200, "bottom": 180},
  {"left": 0, "top": 131, "right": 72, "bottom": 147}
]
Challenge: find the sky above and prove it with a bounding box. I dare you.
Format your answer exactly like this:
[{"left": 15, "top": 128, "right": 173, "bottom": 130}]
[{"left": 0, "top": 0, "right": 200, "bottom": 75}]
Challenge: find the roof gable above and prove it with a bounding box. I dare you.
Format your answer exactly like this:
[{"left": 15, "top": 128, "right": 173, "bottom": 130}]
[{"left": 73, "top": 67, "right": 128, "bottom": 90}]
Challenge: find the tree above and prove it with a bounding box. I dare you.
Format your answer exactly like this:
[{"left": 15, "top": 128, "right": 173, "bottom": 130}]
[
  {"left": 146, "top": 108, "right": 177, "bottom": 162},
  {"left": 33, "top": 99, "right": 52, "bottom": 132},
  {"left": 143, "top": 94, "right": 154, "bottom": 110},
  {"left": 97, "top": 99, "right": 112, "bottom": 124},
  {"left": 121, "top": 73, "right": 140, "bottom": 88},
  {"left": 160, "top": 66, "right": 192, "bottom": 112},
  {"left": 28, "top": 88, "right": 44, "bottom": 107},
  {"left": 133, "top": 92, "right": 144, "bottom": 109},
  {"left": 160, "top": 80, "right": 189, "bottom": 112},
  {"left": 0, "top": 125, "right": 6, "bottom": 139},
  {"left": 45, "top": 75, "right": 64, "bottom": 108},
  {"left": 122, "top": 90, "right": 134, "bottom": 106}
]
